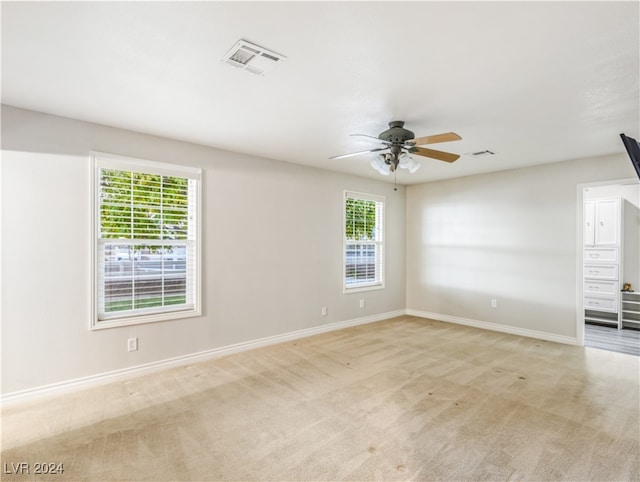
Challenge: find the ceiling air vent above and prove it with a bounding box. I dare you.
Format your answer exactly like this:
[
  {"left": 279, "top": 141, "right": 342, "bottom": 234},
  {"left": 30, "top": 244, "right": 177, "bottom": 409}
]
[
  {"left": 222, "top": 40, "right": 286, "bottom": 76},
  {"left": 469, "top": 150, "right": 495, "bottom": 157}
]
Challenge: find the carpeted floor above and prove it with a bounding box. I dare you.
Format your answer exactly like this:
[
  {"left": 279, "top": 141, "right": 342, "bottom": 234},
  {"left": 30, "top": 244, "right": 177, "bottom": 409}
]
[{"left": 2, "top": 315, "right": 639, "bottom": 481}]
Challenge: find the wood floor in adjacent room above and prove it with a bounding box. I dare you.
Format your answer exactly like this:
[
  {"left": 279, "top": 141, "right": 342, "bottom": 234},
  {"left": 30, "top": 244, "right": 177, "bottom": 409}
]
[
  {"left": 585, "top": 322, "right": 640, "bottom": 356},
  {"left": 2, "top": 315, "right": 639, "bottom": 481}
]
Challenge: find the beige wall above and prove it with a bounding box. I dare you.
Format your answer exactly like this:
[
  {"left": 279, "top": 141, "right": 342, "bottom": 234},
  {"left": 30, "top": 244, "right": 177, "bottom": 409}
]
[
  {"left": 1, "top": 105, "right": 406, "bottom": 395},
  {"left": 406, "top": 154, "right": 638, "bottom": 340}
]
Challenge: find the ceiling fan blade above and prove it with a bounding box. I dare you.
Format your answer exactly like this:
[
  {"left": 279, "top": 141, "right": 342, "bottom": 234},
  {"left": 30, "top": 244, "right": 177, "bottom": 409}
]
[
  {"left": 411, "top": 147, "right": 460, "bottom": 163},
  {"left": 410, "top": 132, "right": 462, "bottom": 146},
  {"left": 350, "top": 134, "right": 391, "bottom": 145},
  {"left": 329, "top": 147, "right": 387, "bottom": 160}
]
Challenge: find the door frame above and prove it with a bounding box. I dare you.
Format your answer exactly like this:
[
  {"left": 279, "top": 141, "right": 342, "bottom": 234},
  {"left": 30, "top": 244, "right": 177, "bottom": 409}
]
[{"left": 576, "top": 177, "right": 639, "bottom": 346}]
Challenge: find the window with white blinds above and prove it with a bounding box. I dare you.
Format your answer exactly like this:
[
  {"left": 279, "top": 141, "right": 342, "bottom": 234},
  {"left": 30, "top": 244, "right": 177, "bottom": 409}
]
[
  {"left": 92, "top": 152, "right": 201, "bottom": 329},
  {"left": 344, "top": 191, "right": 385, "bottom": 292}
]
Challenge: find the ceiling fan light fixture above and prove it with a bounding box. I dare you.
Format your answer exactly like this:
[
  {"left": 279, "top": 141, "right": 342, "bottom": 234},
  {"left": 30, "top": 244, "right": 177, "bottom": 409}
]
[
  {"left": 398, "top": 153, "right": 421, "bottom": 173},
  {"left": 398, "top": 152, "right": 411, "bottom": 167},
  {"left": 407, "top": 158, "right": 421, "bottom": 173},
  {"left": 371, "top": 155, "right": 391, "bottom": 175},
  {"left": 385, "top": 153, "right": 398, "bottom": 172}
]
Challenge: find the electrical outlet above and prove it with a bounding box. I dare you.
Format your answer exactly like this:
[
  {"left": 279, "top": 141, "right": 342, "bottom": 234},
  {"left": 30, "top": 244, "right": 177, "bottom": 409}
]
[
  {"left": 359, "top": 299, "right": 365, "bottom": 308},
  {"left": 321, "top": 306, "right": 328, "bottom": 316},
  {"left": 127, "top": 337, "right": 138, "bottom": 352},
  {"left": 491, "top": 299, "right": 498, "bottom": 308}
]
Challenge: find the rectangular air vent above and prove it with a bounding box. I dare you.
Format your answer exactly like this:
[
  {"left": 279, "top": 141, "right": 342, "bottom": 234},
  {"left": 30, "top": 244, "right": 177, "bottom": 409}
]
[
  {"left": 222, "top": 39, "right": 286, "bottom": 76},
  {"left": 470, "top": 150, "right": 495, "bottom": 157}
]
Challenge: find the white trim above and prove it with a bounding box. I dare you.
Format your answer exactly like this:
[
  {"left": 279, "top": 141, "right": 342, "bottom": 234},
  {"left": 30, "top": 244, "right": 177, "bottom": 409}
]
[
  {"left": 343, "top": 283, "right": 385, "bottom": 294},
  {"left": 90, "top": 152, "right": 202, "bottom": 330},
  {"left": 344, "top": 190, "right": 385, "bottom": 204},
  {"left": 92, "top": 151, "right": 201, "bottom": 180},
  {"left": 2, "top": 308, "right": 587, "bottom": 407},
  {"left": 91, "top": 308, "right": 202, "bottom": 330},
  {"left": 343, "top": 190, "right": 385, "bottom": 293},
  {"left": 1, "top": 310, "right": 405, "bottom": 408},
  {"left": 406, "top": 309, "right": 578, "bottom": 346}
]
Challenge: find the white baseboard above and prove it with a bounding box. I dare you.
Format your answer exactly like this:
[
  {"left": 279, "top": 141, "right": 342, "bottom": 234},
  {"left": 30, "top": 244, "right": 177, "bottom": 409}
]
[
  {"left": 1, "top": 310, "right": 406, "bottom": 407},
  {"left": 2, "top": 309, "right": 577, "bottom": 406},
  {"left": 406, "top": 309, "right": 578, "bottom": 346}
]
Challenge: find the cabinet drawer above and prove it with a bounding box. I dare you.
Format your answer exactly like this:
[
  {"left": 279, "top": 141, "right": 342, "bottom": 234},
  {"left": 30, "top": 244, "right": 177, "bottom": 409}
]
[
  {"left": 584, "top": 295, "right": 618, "bottom": 313},
  {"left": 584, "top": 264, "right": 618, "bottom": 280},
  {"left": 584, "top": 247, "right": 618, "bottom": 263},
  {"left": 584, "top": 280, "right": 619, "bottom": 296}
]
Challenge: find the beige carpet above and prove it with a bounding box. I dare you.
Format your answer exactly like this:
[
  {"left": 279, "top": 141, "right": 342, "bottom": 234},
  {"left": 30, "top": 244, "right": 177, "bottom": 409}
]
[{"left": 2, "top": 316, "right": 639, "bottom": 481}]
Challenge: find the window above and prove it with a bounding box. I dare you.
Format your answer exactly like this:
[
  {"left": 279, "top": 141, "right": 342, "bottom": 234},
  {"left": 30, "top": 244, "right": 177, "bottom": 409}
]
[
  {"left": 344, "top": 191, "right": 384, "bottom": 292},
  {"left": 92, "top": 152, "right": 201, "bottom": 329}
]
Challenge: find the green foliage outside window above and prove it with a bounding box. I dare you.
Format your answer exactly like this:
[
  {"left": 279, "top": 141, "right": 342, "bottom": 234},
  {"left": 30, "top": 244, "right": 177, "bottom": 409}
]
[
  {"left": 345, "top": 197, "right": 377, "bottom": 240},
  {"left": 100, "top": 169, "right": 189, "bottom": 241}
]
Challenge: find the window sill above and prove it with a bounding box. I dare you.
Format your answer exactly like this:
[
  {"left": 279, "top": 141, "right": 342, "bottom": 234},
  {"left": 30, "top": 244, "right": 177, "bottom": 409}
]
[
  {"left": 343, "top": 283, "right": 385, "bottom": 294},
  {"left": 91, "top": 307, "right": 201, "bottom": 330}
]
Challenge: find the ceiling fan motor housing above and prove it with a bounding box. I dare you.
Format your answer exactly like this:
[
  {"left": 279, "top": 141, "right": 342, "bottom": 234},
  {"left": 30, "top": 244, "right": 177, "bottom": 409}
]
[{"left": 379, "top": 120, "right": 415, "bottom": 144}]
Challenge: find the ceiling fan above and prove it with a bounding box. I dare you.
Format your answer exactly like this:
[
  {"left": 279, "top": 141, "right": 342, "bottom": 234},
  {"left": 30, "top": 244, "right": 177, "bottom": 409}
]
[{"left": 330, "top": 121, "right": 462, "bottom": 175}]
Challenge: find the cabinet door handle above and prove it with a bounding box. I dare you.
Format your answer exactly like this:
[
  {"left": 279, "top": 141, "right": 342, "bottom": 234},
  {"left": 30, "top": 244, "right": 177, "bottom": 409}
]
[
  {"left": 589, "top": 253, "right": 600, "bottom": 258},
  {"left": 588, "top": 286, "right": 599, "bottom": 289},
  {"left": 588, "top": 301, "right": 600, "bottom": 305},
  {"left": 600, "top": 221, "right": 604, "bottom": 226},
  {"left": 589, "top": 270, "right": 600, "bottom": 274}
]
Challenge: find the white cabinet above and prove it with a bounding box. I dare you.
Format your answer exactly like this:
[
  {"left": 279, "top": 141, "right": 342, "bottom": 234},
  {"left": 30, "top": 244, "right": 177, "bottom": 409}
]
[
  {"left": 584, "top": 198, "right": 620, "bottom": 247},
  {"left": 584, "top": 197, "right": 640, "bottom": 329},
  {"left": 584, "top": 200, "right": 595, "bottom": 246},
  {"left": 584, "top": 262, "right": 618, "bottom": 281},
  {"left": 583, "top": 247, "right": 618, "bottom": 263},
  {"left": 595, "top": 198, "right": 620, "bottom": 245},
  {"left": 584, "top": 255, "right": 620, "bottom": 324},
  {"left": 584, "top": 295, "right": 618, "bottom": 312},
  {"left": 584, "top": 280, "right": 619, "bottom": 296},
  {"left": 583, "top": 198, "right": 622, "bottom": 327}
]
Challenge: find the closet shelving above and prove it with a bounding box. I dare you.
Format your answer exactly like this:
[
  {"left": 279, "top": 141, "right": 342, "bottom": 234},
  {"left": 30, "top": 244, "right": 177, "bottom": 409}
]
[{"left": 621, "top": 291, "right": 640, "bottom": 329}]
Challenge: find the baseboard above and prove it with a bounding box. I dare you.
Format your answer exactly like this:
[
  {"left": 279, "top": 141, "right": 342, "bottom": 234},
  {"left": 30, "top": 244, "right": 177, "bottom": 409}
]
[
  {"left": 1, "top": 310, "right": 406, "bottom": 407},
  {"left": 406, "top": 309, "right": 579, "bottom": 346},
  {"left": 2, "top": 309, "right": 577, "bottom": 406}
]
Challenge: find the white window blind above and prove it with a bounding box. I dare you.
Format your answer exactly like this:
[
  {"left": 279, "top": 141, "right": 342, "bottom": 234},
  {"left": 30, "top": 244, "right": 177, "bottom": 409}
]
[
  {"left": 92, "top": 152, "right": 201, "bottom": 328},
  {"left": 344, "top": 191, "right": 384, "bottom": 291}
]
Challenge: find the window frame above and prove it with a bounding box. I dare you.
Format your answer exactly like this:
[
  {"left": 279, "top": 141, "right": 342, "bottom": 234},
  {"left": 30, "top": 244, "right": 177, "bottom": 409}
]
[
  {"left": 343, "top": 190, "right": 385, "bottom": 293},
  {"left": 90, "top": 151, "right": 202, "bottom": 330}
]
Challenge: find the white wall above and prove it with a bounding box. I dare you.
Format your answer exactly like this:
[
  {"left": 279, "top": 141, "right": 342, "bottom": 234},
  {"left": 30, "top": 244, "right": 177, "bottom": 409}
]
[
  {"left": 585, "top": 183, "right": 640, "bottom": 208},
  {"left": 406, "top": 154, "right": 638, "bottom": 340},
  {"left": 0, "top": 105, "right": 406, "bottom": 395}
]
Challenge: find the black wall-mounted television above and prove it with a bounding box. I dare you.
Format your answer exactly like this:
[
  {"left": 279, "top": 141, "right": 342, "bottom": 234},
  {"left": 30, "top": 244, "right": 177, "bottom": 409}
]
[{"left": 620, "top": 133, "right": 640, "bottom": 180}]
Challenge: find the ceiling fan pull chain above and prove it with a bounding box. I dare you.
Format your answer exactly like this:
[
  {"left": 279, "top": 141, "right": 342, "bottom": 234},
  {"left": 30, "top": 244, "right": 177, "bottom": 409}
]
[{"left": 394, "top": 169, "right": 397, "bottom": 191}]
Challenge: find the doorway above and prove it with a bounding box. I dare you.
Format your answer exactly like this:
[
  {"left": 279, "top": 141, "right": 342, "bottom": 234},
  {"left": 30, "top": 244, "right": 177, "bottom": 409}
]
[{"left": 578, "top": 179, "right": 640, "bottom": 355}]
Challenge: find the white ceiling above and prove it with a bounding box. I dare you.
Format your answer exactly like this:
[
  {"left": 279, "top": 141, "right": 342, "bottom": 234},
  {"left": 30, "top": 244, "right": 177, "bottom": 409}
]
[{"left": 2, "top": 1, "right": 639, "bottom": 184}]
